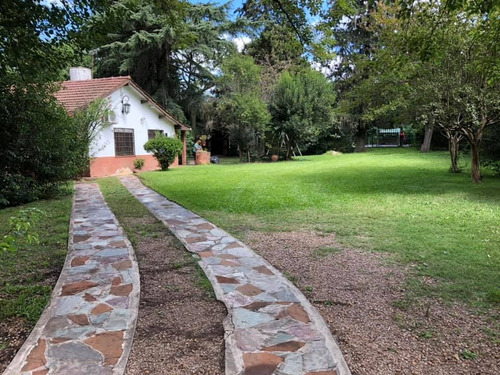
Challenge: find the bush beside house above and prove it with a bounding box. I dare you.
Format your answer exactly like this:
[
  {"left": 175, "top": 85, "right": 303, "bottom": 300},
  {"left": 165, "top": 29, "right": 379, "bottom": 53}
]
[{"left": 144, "top": 136, "right": 183, "bottom": 171}]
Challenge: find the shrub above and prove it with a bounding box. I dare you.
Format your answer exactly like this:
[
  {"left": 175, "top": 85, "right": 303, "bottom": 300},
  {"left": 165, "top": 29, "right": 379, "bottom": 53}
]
[
  {"left": 1, "top": 208, "right": 45, "bottom": 253},
  {"left": 0, "top": 80, "right": 87, "bottom": 207},
  {"left": 133, "top": 158, "right": 145, "bottom": 170},
  {"left": 144, "top": 136, "right": 183, "bottom": 170}
]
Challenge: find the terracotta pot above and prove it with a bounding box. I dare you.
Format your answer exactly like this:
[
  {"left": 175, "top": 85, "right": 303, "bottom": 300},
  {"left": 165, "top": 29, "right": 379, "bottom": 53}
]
[
  {"left": 195, "top": 150, "right": 211, "bottom": 165},
  {"left": 271, "top": 154, "right": 278, "bottom": 162}
]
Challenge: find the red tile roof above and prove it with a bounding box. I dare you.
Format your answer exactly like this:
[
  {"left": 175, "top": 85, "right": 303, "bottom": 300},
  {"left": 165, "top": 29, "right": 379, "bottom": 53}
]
[
  {"left": 54, "top": 76, "right": 130, "bottom": 112},
  {"left": 54, "top": 76, "right": 190, "bottom": 131}
]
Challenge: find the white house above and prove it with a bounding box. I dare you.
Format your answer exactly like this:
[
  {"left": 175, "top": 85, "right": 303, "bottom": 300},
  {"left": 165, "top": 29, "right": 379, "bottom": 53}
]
[{"left": 54, "top": 67, "right": 190, "bottom": 177}]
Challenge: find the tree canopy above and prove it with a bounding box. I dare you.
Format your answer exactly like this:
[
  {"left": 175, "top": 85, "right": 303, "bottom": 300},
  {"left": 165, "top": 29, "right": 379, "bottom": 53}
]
[
  {"left": 0, "top": 0, "right": 111, "bottom": 206},
  {"left": 90, "top": 0, "right": 239, "bottom": 126},
  {"left": 270, "top": 68, "right": 335, "bottom": 159},
  {"left": 213, "top": 54, "right": 271, "bottom": 162},
  {"left": 0, "top": 0, "right": 107, "bottom": 82}
]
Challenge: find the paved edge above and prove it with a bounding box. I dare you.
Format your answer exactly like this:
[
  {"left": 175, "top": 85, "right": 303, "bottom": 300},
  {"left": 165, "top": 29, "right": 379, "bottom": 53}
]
[
  {"left": 3, "top": 183, "right": 140, "bottom": 375},
  {"left": 121, "top": 176, "right": 351, "bottom": 375}
]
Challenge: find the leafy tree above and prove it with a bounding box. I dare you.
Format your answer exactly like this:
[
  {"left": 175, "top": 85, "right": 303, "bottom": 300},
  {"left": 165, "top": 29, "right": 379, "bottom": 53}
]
[
  {"left": 355, "top": 1, "right": 500, "bottom": 182},
  {"left": 0, "top": 81, "right": 86, "bottom": 206},
  {"left": 223, "top": 93, "right": 271, "bottom": 162},
  {"left": 270, "top": 69, "right": 335, "bottom": 159},
  {"left": 144, "top": 136, "right": 183, "bottom": 170},
  {"left": 238, "top": 0, "right": 315, "bottom": 45},
  {"left": 215, "top": 55, "right": 270, "bottom": 162},
  {"left": 71, "top": 98, "right": 112, "bottom": 159},
  {"left": 318, "top": 0, "right": 380, "bottom": 152},
  {"left": 0, "top": 0, "right": 109, "bottom": 206},
  {"left": 398, "top": 2, "right": 500, "bottom": 182},
  {"left": 0, "top": 0, "right": 107, "bottom": 83},
  {"left": 91, "top": 0, "right": 238, "bottom": 128},
  {"left": 401, "top": 0, "right": 500, "bottom": 20},
  {"left": 245, "top": 23, "right": 307, "bottom": 102}
]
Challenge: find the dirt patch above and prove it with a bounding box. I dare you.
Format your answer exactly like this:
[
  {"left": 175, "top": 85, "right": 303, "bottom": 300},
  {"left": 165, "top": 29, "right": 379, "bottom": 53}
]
[
  {"left": 247, "top": 230, "right": 500, "bottom": 375},
  {"left": 0, "top": 317, "right": 31, "bottom": 372},
  {"left": 124, "top": 217, "right": 225, "bottom": 375},
  {"left": 0, "top": 267, "right": 60, "bottom": 373}
]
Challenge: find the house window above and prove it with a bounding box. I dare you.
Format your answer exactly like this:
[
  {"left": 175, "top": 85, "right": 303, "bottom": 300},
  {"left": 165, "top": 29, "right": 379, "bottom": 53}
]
[
  {"left": 148, "top": 129, "right": 164, "bottom": 139},
  {"left": 114, "top": 128, "right": 135, "bottom": 156}
]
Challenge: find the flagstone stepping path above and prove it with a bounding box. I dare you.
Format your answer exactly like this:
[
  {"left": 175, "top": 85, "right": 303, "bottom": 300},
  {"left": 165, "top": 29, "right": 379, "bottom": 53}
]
[
  {"left": 4, "top": 183, "right": 140, "bottom": 375},
  {"left": 120, "top": 176, "right": 351, "bottom": 375}
]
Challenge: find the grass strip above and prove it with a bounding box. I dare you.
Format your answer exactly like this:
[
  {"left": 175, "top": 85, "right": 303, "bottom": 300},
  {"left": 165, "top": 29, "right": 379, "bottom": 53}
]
[{"left": 0, "top": 195, "right": 72, "bottom": 324}]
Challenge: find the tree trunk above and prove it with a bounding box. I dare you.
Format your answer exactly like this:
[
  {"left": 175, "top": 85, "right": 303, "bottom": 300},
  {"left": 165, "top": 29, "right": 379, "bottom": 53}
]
[
  {"left": 354, "top": 126, "right": 367, "bottom": 152},
  {"left": 420, "top": 115, "right": 434, "bottom": 153},
  {"left": 285, "top": 140, "right": 292, "bottom": 160},
  {"left": 449, "top": 136, "right": 460, "bottom": 173},
  {"left": 470, "top": 142, "right": 482, "bottom": 183},
  {"left": 190, "top": 111, "right": 197, "bottom": 131},
  {"left": 247, "top": 149, "right": 251, "bottom": 163},
  {"left": 238, "top": 148, "right": 243, "bottom": 163}
]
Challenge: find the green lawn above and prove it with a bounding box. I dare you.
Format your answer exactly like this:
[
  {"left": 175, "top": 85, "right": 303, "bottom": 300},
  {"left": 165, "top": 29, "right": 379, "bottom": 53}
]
[
  {"left": 0, "top": 194, "right": 72, "bottom": 324},
  {"left": 141, "top": 149, "right": 500, "bottom": 307}
]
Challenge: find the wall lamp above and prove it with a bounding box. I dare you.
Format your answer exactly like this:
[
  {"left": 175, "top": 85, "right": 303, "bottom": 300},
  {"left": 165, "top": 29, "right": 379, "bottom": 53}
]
[{"left": 121, "top": 96, "right": 131, "bottom": 114}]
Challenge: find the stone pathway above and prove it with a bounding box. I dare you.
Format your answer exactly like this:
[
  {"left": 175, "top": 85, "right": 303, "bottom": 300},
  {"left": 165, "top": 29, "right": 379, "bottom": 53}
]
[
  {"left": 120, "top": 176, "right": 351, "bottom": 375},
  {"left": 4, "top": 183, "right": 140, "bottom": 375}
]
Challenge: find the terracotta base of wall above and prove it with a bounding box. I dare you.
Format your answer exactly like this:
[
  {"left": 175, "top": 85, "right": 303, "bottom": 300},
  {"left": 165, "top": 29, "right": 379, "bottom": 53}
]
[{"left": 90, "top": 155, "right": 179, "bottom": 177}]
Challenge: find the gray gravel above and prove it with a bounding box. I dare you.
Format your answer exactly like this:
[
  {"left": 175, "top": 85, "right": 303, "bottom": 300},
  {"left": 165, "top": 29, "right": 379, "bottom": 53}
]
[
  {"left": 247, "top": 230, "right": 500, "bottom": 375},
  {"left": 124, "top": 218, "right": 225, "bottom": 375}
]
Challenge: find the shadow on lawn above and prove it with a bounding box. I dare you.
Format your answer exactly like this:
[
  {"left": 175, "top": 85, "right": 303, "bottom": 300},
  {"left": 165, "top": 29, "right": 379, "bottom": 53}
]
[{"left": 296, "top": 163, "right": 500, "bottom": 205}]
